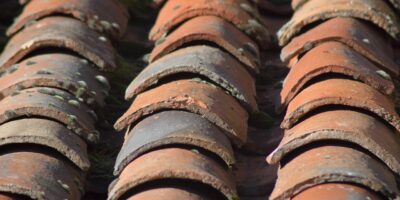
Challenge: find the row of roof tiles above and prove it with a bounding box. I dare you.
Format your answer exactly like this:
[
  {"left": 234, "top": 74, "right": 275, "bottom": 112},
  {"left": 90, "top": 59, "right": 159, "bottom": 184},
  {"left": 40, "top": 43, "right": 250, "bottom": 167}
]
[
  {"left": 269, "top": 0, "right": 400, "bottom": 199},
  {"left": 0, "top": 0, "right": 129, "bottom": 199},
  {"left": 108, "top": 0, "right": 272, "bottom": 199}
]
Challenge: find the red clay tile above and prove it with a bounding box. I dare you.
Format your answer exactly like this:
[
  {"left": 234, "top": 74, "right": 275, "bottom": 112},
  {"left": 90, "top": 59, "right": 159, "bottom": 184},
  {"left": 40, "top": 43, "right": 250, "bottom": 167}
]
[
  {"left": 269, "top": 110, "right": 400, "bottom": 175},
  {"left": 281, "top": 17, "right": 399, "bottom": 77},
  {"left": 270, "top": 145, "right": 399, "bottom": 200},
  {"left": 282, "top": 79, "right": 400, "bottom": 131},
  {"left": 0, "top": 118, "right": 89, "bottom": 171},
  {"left": 0, "top": 87, "right": 98, "bottom": 143},
  {"left": 0, "top": 16, "right": 116, "bottom": 71},
  {"left": 7, "top": 0, "right": 129, "bottom": 39},
  {"left": 114, "top": 110, "right": 234, "bottom": 175},
  {"left": 277, "top": 0, "right": 400, "bottom": 46},
  {"left": 149, "top": 0, "right": 271, "bottom": 48},
  {"left": 0, "top": 53, "right": 107, "bottom": 108},
  {"left": 292, "top": 183, "right": 384, "bottom": 200},
  {"left": 281, "top": 42, "right": 395, "bottom": 108},
  {"left": 150, "top": 16, "right": 261, "bottom": 74},
  {"left": 126, "top": 186, "right": 220, "bottom": 200},
  {"left": 115, "top": 79, "right": 248, "bottom": 146},
  {"left": 128, "top": 46, "right": 257, "bottom": 112},
  {"left": 108, "top": 148, "right": 236, "bottom": 200},
  {"left": 293, "top": 0, "right": 400, "bottom": 13},
  {"left": 0, "top": 146, "right": 85, "bottom": 200}
]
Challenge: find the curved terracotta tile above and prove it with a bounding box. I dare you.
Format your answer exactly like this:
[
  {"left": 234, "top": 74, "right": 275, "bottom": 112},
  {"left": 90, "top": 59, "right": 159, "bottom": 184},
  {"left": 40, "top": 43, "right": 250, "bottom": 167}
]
[
  {"left": 270, "top": 145, "right": 400, "bottom": 200},
  {"left": 149, "top": 0, "right": 271, "bottom": 48},
  {"left": 0, "top": 146, "right": 85, "bottom": 200},
  {"left": 282, "top": 79, "right": 399, "bottom": 131},
  {"left": 150, "top": 16, "right": 261, "bottom": 74},
  {"left": 114, "top": 110, "right": 234, "bottom": 175},
  {"left": 108, "top": 148, "right": 236, "bottom": 200},
  {"left": 281, "top": 17, "right": 399, "bottom": 77},
  {"left": 293, "top": 0, "right": 400, "bottom": 13},
  {"left": 0, "top": 87, "right": 98, "bottom": 143},
  {"left": 293, "top": 183, "right": 384, "bottom": 200},
  {"left": 0, "top": 16, "right": 116, "bottom": 71},
  {"left": 0, "top": 53, "right": 107, "bottom": 108},
  {"left": 115, "top": 79, "right": 248, "bottom": 146},
  {"left": 277, "top": 0, "right": 400, "bottom": 46},
  {"left": 127, "top": 46, "right": 257, "bottom": 112},
  {"left": 269, "top": 110, "right": 400, "bottom": 175},
  {"left": 281, "top": 41, "right": 395, "bottom": 108},
  {"left": 7, "top": 0, "right": 129, "bottom": 39},
  {"left": 126, "top": 186, "right": 219, "bottom": 200},
  {"left": 0, "top": 118, "right": 89, "bottom": 171}
]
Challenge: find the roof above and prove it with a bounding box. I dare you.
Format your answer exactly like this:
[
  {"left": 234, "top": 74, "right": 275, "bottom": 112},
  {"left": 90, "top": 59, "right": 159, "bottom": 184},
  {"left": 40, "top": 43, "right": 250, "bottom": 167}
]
[{"left": 0, "top": 0, "right": 398, "bottom": 199}]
